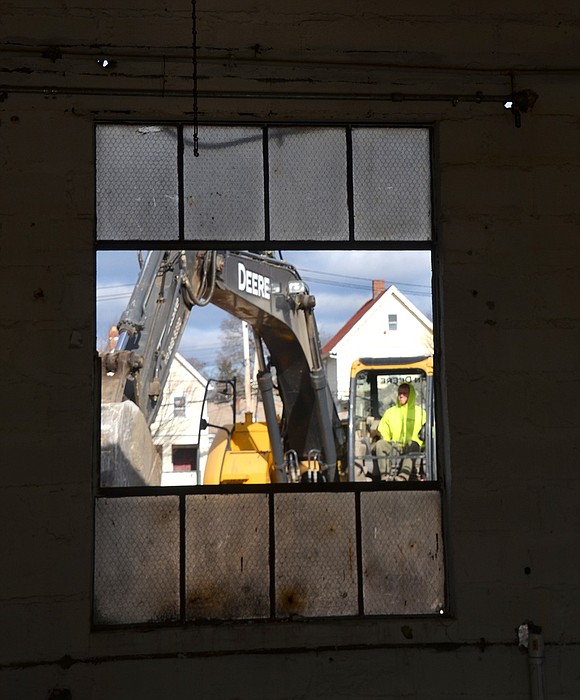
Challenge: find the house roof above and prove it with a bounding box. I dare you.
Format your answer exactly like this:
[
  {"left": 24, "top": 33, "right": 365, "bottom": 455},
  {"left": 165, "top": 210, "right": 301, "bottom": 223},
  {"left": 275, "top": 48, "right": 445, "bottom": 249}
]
[{"left": 321, "top": 286, "right": 389, "bottom": 355}]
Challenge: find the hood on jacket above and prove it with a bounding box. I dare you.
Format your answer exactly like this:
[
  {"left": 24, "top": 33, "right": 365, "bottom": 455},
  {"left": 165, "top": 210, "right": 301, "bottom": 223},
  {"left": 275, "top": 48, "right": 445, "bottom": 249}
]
[{"left": 396, "top": 382, "right": 417, "bottom": 408}]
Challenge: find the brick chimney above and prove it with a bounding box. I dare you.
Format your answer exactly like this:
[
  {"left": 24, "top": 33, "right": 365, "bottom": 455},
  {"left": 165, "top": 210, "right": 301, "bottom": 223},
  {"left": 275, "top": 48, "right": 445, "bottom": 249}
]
[{"left": 372, "top": 279, "right": 385, "bottom": 298}]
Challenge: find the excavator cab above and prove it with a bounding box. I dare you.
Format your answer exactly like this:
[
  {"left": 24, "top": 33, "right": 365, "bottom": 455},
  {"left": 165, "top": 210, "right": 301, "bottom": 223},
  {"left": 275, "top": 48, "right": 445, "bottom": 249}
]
[{"left": 347, "top": 355, "right": 436, "bottom": 482}]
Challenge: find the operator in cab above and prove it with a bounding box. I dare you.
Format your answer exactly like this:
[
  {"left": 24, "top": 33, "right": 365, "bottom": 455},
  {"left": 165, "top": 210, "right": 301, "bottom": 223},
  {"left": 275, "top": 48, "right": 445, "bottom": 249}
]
[{"left": 371, "top": 382, "right": 426, "bottom": 481}]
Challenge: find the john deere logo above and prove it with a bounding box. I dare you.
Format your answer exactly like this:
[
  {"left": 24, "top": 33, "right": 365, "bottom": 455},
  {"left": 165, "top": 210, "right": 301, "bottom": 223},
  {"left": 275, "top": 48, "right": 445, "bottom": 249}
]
[{"left": 238, "top": 262, "right": 271, "bottom": 300}]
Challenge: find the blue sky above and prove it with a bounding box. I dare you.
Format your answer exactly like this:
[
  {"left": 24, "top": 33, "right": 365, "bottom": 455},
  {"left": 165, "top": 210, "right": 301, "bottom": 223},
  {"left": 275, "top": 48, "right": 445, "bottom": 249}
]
[{"left": 96, "top": 249, "right": 432, "bottom": 372}]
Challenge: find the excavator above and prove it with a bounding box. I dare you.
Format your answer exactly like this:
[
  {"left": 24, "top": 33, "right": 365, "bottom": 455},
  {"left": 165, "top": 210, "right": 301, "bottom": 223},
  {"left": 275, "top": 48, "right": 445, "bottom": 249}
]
[{"left": 99, "top": 250, "right": 347, "bottom": 487}]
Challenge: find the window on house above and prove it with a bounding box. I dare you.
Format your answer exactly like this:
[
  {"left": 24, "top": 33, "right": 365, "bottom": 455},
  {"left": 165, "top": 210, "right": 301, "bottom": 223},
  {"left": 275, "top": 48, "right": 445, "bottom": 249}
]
[
  {"left": 94, "top": 123, "right": 445, "bottom": 626},
  {"left": 388, "top": 314, "right": 398, "bottom": 331},
  {"left": 172, "top": 446, "right": 197, "bottom": 472},
  {"left": 173, "top": 396, "right": 186, "bottom": 417}
]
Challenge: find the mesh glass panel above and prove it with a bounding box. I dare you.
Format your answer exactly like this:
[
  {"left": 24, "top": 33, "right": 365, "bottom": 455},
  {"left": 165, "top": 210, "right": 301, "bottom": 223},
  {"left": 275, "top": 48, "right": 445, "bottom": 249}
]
[
  {"left": 185, "top": 493, "right": 270, "bottom": 620},
  {"left": 352, "top": 128, "right": 432, "bottom": 241},
  {"left": 274, "top": 492, "right": 358, "bottom": 618},
  {"left": 96, "top": 124, "right": 433, "bottom": 243},
  {"left": 269, "top": 127, "right": 349, "bottom": 241},
  {"left": 184, "top": 126, "right": 265, "bottom": 241},
  {"left": 360, "top": 490, "right": 444, "bottom": 615},
  {"left": 93, "top": 496, "right": 180, "bottom": 625},
  {"left": 96, "top": 125, "right": 179, "bottom": 241}
]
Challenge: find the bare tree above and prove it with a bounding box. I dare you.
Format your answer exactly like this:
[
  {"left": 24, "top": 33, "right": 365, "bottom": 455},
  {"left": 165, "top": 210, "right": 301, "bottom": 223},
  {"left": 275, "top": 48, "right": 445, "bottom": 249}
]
[{"left": 185, "top": 355, "right": 208, "bottom": 374}]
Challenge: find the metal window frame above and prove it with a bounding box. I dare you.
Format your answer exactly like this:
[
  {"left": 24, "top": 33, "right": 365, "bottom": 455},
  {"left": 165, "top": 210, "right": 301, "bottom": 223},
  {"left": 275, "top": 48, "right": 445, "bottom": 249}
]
[
  {"left": 92, "top": 121, "right": 449, "bottom": 627},
  {"left": 94, "top": 121, "right": 436, "bottom": 250},
  {"left": 173, "top": 395, "right": 187, "bottom": 417}
]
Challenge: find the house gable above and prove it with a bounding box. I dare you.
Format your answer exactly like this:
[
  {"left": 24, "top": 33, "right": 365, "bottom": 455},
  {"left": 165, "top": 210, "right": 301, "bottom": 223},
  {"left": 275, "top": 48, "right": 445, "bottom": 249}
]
[
  {"left": 322, "top": 283, "right": 432, "bottom": 401},
  {"left": 150, "top": 353, "right": 210, "bottom": 484}
]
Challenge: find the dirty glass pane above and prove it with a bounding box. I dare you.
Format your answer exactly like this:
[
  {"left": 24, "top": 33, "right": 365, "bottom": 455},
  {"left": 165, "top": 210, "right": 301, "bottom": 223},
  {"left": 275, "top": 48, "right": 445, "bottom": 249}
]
[
  {"left": 184, "top": 126, "right": 265, "bottom": 241},
  {"left": 269, "top": 127, "right": 349, "bottom": 240},
  {"left": 93, "top": 496, "right": 180, "bottom": 625},
  {"left": 185, "top": 493, "right": 270, "bottom": 620},
  {"left": 360, "top": 490, "right": 444, "bottom": 615},
  {"left": 352, "top": 127, "right": 431, "bottom": 241},
  {"left": 275, "top": 492, "right": 358, "bottom": 618},
  {"left": 96, "top": 125, "right": 179, "bottom": 241}
]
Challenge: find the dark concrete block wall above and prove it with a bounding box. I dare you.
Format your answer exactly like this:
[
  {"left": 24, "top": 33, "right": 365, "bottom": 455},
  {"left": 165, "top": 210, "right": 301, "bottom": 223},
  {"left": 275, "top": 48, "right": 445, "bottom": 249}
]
[{"left": 1, "top": 2, "right": 579, "bottom": 698}]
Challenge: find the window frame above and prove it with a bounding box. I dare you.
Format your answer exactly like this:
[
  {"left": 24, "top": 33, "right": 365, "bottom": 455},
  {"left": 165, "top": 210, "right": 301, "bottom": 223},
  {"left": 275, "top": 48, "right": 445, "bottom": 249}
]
[
  {"left": 171, "top": 445, "right": 198, "bottom": 472},
  {"left": 173, "top": 395, "right": 187, "bottom": 418},
  {"left": 95, "top": 121, "right": 435, "bottom": 247},
  {"left": 93, "top": 120, "right": 448, "bottom": 626}
]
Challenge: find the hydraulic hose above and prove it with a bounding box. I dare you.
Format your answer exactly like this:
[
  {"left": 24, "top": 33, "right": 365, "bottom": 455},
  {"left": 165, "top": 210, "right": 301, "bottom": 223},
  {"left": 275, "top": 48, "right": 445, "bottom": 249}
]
[{"left": 179, "top": 250, "right": 217, "bottom": 307}]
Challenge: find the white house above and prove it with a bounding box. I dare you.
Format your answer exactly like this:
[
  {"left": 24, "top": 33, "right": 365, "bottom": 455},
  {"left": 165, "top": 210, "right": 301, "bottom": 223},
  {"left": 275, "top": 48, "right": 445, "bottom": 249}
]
[
  {"left": 150, "top": 353, "right": 211, "bottom": 486},
  {"left": 322, "top": 280, "right": 433, "bottom": 404}
]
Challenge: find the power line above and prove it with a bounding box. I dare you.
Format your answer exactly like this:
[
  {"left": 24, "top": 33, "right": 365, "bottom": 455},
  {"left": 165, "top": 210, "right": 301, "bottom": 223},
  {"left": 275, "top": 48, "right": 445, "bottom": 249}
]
[
  {"left": 96, "top": 277, "right": 432, "bottom": 303},
  {"left": 297, "top": 265, "right": 431, "bottom": 289},
  {"left": 303, "top": 275, "right": 432, "bottom": 297},
  {"left": 96, "top": 282, "right": 136, "bottom": 291}
]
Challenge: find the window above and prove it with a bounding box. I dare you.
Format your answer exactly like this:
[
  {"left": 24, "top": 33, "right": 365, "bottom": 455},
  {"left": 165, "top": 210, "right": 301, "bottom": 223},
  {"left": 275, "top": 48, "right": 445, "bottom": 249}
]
[
  {"left": 172, "top": 446, "right": 197, "bottom": 472},
  {"left": 96, "top": 124, "right": 432, "bottom": 242},
  {"left": 173, "top": 395, "right": 186, "bottom": 417},
  {"left": 94, "top": 123, "right": 445, "bottom": 626}
]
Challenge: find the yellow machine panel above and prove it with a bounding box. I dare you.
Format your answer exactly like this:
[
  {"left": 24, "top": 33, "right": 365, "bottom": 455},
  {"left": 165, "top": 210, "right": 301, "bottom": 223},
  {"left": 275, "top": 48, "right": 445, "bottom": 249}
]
[{"left": 203, "top": 413, "right": 274, "bottom": 485}]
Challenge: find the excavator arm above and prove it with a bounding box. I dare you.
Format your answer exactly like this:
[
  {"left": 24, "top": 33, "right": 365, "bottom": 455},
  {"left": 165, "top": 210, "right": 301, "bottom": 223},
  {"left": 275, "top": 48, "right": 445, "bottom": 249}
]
[{"left": 100, "top": 249, "right": 346, "bottom": 486}]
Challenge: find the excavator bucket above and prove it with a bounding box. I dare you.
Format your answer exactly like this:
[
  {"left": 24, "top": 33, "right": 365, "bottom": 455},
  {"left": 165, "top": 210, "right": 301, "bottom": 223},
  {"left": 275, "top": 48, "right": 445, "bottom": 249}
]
[
  {"left": 100, "top": 401, "right": 162, "bottom": 487},
  {"left": 100, "top": 351, "right": 161, "bottom": 487}
]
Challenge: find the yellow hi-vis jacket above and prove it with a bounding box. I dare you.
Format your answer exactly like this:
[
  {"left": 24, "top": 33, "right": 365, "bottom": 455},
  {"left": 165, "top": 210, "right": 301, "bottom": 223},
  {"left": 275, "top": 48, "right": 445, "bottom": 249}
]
[{"left": 377, "top": 383, "right": 426, "bottom": 448}]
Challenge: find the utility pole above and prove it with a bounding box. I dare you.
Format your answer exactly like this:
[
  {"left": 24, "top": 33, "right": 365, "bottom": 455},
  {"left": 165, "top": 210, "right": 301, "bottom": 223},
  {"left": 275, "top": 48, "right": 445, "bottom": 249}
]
[{"left": 242, "top": 321, "right": 252, "bottom": 412}]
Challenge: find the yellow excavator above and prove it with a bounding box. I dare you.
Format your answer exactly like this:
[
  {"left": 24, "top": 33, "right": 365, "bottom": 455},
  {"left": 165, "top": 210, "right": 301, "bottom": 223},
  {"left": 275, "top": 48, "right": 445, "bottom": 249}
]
[{"left": 100, "top": 250, "right": 346, "bottom": 486}]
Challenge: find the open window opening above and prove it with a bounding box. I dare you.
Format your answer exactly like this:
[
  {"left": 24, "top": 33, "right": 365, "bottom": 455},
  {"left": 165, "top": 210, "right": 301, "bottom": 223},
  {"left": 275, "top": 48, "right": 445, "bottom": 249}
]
[
  {"left": 172, "top": 446, "right": 197, "bottom": 472},
  {"left": 97, "top": 248, "right": 434, "bottom": 487}
]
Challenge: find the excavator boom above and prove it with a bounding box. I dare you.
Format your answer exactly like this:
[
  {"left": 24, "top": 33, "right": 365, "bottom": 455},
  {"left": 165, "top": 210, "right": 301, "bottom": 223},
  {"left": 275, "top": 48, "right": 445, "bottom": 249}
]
[{"left": 100, "top": 250, "right": 346, "bottom": 486}]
